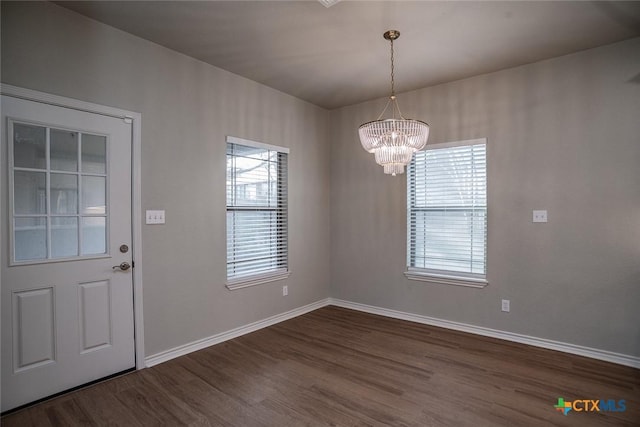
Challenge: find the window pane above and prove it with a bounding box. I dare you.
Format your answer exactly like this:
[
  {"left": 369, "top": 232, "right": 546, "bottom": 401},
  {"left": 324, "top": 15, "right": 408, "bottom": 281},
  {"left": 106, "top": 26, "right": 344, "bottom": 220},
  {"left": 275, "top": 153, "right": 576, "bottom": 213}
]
[
  {"left": 15, "top": 217, "right": 47, "bottom": 261},
  {"left": 82, "top": 134, "right": 107, "bottom": 174},
  {"left": 411, "top": 210, "right": 485, "bottom": 274},
  {"left": 226, "top": 155, "right": 278, "bottom": 207},
  {"left": 82, "top": 176, "right": 106, "bottom": 215},
  {"left": 82, "top": 217, "right": 106, "bottom": 255},
  {"left": 50, "top": 129, "right": 78, "bottom": 172},
  {"left": 51, "top": 217, "right": 78, "bottom": 258},
  {"left": 51, "top": 173, "right": 78, "bottom": 214},
  {"left": 14, "top": 171, "right": 46, "bottom": 215},
  {"left": 13, "top": 123, "right": 46, "bottom": 169},
  {"left": 227, "top": 210, "right": 286, "bottom": 278}
]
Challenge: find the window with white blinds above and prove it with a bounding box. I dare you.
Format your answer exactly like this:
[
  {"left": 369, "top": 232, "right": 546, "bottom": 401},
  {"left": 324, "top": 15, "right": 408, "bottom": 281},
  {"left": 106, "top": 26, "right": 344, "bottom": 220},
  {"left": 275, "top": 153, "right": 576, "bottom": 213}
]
[
  {"left": 407, "top": 139, "right": 487, "bottom": 286},
  {"left": 226, "top": 136, "right": 289, "bottom": 289}
]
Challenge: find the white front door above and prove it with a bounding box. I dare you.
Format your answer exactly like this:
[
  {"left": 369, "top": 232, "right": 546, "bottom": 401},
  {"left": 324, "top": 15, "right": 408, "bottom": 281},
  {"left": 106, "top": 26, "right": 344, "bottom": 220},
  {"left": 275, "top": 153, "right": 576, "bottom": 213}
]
[{"left": 1, "top": 95, "right": 135, "bottom": 411}]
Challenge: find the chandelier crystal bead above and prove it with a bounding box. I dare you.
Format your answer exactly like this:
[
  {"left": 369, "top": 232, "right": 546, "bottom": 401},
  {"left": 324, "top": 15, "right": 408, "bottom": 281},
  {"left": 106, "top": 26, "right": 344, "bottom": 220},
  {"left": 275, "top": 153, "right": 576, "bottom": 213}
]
[{"left": 358, "top": 30, "right": 430, "bottom": 176}]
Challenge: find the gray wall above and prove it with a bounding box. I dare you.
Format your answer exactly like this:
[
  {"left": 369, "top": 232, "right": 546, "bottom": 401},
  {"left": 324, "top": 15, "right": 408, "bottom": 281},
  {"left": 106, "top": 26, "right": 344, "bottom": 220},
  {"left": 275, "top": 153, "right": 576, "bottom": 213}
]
[
  {"left": 2, "top": 2, "right": 639, "bottom": 359},
  {"left": 1, "top": 1, "right": 331, "bottom": 357},
  {"left": 330, "top": 37, "right": 640, "bottom": 357}
]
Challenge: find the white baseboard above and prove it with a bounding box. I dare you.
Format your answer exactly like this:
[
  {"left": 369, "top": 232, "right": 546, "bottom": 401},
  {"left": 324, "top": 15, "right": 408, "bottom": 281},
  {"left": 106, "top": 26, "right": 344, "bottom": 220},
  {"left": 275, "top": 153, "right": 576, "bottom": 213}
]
[
  {"left": 145, "top": 296, "right": 639, "bottom": 370},
  {"left": 145, "top": 298, "right": 331, "bottom": 367},
  {"left": 329, "top": 298, "right": 640, "bottom": 369}
]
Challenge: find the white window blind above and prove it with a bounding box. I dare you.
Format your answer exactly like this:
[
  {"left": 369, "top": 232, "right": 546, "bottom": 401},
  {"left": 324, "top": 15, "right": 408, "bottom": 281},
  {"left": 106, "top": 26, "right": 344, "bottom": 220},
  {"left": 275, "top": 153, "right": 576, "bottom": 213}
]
[
  {"left": 407, "top": 140, "right": 487, "bottom": 280},
  {"left": 226, "top": 137, "right": 288, "bottom": 287}
]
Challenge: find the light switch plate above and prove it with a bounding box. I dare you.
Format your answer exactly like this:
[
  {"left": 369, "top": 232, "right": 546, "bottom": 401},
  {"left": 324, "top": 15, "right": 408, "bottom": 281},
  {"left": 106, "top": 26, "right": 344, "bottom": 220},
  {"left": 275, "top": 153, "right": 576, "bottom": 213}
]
[
  {"left": 146, "top": 210, "right": 165, "bottom": 224},
  {"left": 532, "top": 210, "right": 547, "bottom": 223}
]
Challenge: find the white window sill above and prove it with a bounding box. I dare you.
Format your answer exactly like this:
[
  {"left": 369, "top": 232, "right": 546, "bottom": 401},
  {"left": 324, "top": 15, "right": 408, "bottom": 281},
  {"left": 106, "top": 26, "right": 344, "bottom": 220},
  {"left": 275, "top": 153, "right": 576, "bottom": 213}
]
[
  {"left": 404, "top": 270, "right": 488, "bottom": 289},
  {"left": 226, "top": 270, "right": 290, "bottom": 291}
]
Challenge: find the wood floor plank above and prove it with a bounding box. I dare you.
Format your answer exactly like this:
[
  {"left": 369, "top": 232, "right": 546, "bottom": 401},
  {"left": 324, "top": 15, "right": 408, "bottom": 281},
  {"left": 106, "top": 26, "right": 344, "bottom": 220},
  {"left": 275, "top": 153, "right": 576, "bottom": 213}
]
[{"left": 3, "top": 306, "right": 639, "bottom": 426}]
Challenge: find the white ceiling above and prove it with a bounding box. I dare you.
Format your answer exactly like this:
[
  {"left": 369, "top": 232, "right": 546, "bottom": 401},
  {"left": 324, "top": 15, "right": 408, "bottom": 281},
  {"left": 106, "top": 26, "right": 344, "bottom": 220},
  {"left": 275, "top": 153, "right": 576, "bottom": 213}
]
[{"left": 57, "top": 1, "right": 640, "bottom": 110}]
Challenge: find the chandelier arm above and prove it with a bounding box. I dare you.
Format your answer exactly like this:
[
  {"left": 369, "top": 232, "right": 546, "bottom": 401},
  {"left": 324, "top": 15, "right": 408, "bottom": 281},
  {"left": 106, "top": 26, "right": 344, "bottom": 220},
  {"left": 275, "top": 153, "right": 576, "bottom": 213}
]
[
  {"left": 376, "top": 97, "right": 392, "bottom": 121},
  {"left": 393, "top": 98, "right": 406, "bottom": 120}
]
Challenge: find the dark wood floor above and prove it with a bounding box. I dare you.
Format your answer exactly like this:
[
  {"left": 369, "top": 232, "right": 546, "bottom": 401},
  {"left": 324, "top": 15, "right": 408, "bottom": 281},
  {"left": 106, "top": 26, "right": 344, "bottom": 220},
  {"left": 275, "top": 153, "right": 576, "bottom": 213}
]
[{"left": 3, "top": 306, "right": 639, "bottom": 426}]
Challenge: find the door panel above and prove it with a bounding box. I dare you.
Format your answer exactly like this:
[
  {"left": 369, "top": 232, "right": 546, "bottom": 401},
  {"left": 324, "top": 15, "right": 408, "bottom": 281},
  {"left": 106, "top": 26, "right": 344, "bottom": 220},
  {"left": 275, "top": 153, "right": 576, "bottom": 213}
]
[
  {"left": 78, "top": 280, "right": 112, "bottom": 353},
  {"left": 12, "top": 287, "right": 55, "bottom": 371},
  {"left": 1, "top": 95, "right": 135, "bottom": 411}
]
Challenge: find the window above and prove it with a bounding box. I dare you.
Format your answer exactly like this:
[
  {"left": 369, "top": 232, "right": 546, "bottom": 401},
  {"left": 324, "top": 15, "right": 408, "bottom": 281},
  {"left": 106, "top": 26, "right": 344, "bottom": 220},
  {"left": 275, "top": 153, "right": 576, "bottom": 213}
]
[
  {"left": 406, "top": 138, "right": 487, "bottom": 288},
  {"left": 226, "top": 136, "right": 289, "bottom": 289},
  {"left": 10, "top": 121, "right": 108, "bottom": 264}
]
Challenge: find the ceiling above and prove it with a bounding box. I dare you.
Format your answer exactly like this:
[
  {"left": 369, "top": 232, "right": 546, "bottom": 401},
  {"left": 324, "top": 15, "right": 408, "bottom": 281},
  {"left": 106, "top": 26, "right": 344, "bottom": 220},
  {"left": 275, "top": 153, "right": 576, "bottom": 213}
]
[{"left": 56, "top": 1, "right": 640, "bottom": 110}]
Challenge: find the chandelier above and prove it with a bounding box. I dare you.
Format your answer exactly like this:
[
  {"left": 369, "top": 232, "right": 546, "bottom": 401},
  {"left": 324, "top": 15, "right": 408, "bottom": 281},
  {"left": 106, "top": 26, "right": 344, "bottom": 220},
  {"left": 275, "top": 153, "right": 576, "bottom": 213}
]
[{"left": 358, "top": 30, "right": 430, "bottom": 176}]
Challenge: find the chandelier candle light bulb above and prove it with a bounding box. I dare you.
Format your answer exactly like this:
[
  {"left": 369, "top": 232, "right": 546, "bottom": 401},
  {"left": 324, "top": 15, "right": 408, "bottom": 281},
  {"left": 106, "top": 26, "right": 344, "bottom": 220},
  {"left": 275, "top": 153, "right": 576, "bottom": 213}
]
[{"left": 358, "top": 30, "right": 430, "bottom": 175}]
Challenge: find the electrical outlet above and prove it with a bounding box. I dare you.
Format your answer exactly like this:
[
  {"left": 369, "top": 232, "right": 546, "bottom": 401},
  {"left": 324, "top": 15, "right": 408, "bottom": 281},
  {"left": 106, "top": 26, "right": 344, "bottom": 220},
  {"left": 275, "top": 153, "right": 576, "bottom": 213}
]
[
  {"left": 532, "top": 210, "right": 547, "bottom": 223},
  {"left": 501, "top": 299, "right": 510, "bottom": 312},
  {"left": 282, "top": 285, "right": 288, "bottom": 296}
]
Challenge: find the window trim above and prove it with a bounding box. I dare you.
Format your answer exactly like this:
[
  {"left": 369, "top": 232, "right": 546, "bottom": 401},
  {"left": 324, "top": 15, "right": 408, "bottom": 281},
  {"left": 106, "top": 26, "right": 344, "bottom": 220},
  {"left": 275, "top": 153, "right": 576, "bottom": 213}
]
[
  {"left": 226, "top": 269, "right": 290, "bottom": 291},
  {"left": 225, "top": 135, "right": 290, "bottom": 290},
  {"left": 404, "top": 268, "right": 488, "bottom": 288},
  {"left": 226, "top": 136, "right": 290, "bottom": 155},
  {"left": 405, "top": 138, "right": 488, "bottom": 288}
]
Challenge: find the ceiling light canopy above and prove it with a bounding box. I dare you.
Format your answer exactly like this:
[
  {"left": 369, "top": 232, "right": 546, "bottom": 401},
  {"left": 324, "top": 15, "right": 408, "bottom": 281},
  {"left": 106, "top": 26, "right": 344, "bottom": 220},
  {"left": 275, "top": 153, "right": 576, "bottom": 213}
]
[
  {"left": 358, "top": 30, "right": 430, "bottom": 176},
  {"left": 318, "top": 0, "right": 342, "bottom": 8}
]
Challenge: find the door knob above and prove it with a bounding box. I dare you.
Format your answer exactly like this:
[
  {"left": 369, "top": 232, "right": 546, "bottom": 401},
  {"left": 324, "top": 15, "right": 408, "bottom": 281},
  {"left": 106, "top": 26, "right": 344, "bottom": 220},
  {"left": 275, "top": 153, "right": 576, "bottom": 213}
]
[{"left": 113, "top": 262, "right": 131, "bottom": 271}]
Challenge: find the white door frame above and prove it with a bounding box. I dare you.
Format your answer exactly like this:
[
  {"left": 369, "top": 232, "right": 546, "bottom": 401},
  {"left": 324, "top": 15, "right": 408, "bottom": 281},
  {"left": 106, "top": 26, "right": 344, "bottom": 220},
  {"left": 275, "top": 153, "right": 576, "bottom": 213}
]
[{"left": 0, "top": 86, "right": 146, "bottom": 384}]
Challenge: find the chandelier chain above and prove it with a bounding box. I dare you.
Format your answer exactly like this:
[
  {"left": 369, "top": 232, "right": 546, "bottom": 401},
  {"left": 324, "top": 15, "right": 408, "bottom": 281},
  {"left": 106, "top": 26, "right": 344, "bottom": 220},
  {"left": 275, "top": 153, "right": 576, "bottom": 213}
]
[{"left": 390, "top": 38, "right": 395, "bottom": 97}]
